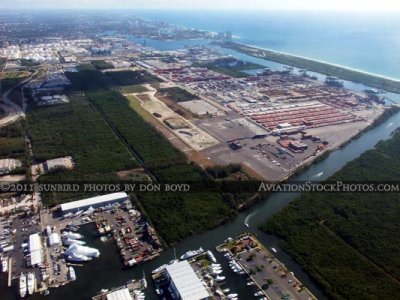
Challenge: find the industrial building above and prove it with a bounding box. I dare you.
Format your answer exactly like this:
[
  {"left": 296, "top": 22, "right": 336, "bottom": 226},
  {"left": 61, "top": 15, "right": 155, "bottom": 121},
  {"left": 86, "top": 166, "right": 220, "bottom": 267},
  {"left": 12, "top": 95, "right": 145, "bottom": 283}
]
[
  {"left": 165, "top": 260, "right": 210, "bottom": 300},
  {"left": 29, "top": 233, "right": 43, "bottom": 267},
  {"left": 60, "top": 192, "right": 129, "bottom": 214},
  {"left": 48, "top": 233, "right": 60, "bottom": 247},
  {"left": 105, "top": 288, "right": 132, "bottom": 300}
]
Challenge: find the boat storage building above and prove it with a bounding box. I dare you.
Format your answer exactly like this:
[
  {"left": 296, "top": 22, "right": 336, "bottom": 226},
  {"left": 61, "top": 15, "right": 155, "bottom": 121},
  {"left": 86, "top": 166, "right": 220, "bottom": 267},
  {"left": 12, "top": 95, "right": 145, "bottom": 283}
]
[
  {"left": 60, "top": 192, "right": 129, "bottom": 214},
  {"left": 165, "top": 260, "right": 210, "bottom": 300}
]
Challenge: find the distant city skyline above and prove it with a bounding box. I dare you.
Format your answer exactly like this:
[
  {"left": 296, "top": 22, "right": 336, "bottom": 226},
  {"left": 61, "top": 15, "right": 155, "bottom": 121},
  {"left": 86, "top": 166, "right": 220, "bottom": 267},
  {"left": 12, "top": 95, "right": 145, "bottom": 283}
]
[{"left": 1, "top": 0, "right": 400, "bottom": 11}]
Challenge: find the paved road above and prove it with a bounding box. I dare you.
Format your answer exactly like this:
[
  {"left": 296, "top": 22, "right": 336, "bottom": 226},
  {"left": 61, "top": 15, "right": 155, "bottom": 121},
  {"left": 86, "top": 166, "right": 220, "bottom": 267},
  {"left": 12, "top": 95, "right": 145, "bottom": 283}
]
[{"left": 0, "top": 69, "right": 37, "bottom": 127}]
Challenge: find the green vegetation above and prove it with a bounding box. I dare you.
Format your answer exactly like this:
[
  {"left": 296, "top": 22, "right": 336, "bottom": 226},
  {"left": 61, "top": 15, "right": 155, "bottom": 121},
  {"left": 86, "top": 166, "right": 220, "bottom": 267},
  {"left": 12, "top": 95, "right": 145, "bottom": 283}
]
[
  {"left": 32, "top": 68, "right": 244, "bottom": 243},
  {"left": 20, "top": 59, "right": 40, "bottom": 67},
  {"left": 222, "top": 41, "right": 400, "bottom": 93},
  {"left": 27, "top": 96, "right": 137, "bottom": 195},
  {"left": 77, "top": 63, "right": 96, "bottom": 71},
  {"left": 117, "top": 84, "right": 148, "bottom": 94},
  {"left": 0, "top": 71, "right": 30, "bottom": 93},
  {"left": 0, "top": 106, "right": 5, "bottom": 117},
  {"left": 106, "top": 70, "right": 161, "bottom": 86},
  {"left": 206, "top": 164, "right": 242, "bottom": 179},
  {"left": 263, "top": 129, "right": 400, "bottom": 300},
  {"left": 87, "top": 91, "right": 184, "bottom": 169},
  {"left": 138, "top": 192, "right": 232, "bottom": 244},
  {"left": 65, "top": 69, "right": 161, "bottom": 91},
  {"left": 91, "top": 60, "right": 114, "bottom": 70},
  {"left": 158, "top": 87, "right": 198, "bottom": 102},
  {"left": 65, "top": 69, "right": 112, "bottom": 91},
  {"left": 0, "top": 121, "right": 26, "bottom": 160},
  {"left": 86, "top": 90, "right": 237, "bottom": 244},
  {"left": 194, "top": 57, "right": 263, "bottom": 78},
  {"left": 0, "top": 58, "right": 6, "bottom": 69}
]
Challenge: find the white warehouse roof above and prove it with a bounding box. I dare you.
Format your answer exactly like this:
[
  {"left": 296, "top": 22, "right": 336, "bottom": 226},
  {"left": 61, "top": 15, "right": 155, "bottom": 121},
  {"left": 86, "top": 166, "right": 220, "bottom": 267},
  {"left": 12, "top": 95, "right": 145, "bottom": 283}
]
[
  {"left": 29, "top": 233, "right": 43, "bottom": 266},
  {"left": 60, "top": 192, "right": 128, "bottom": 212},
  {"left": 48, "top": 232, "right": 60, "bottom": 247},
  {"left": 166, "top": 260, "right": 210, "bottom": 300},
  {"left": 106, "top": 288, "right": 132, "bottom": 300},
  {"left": 29, "top": 233, "right": 42, "bottom": 252}
]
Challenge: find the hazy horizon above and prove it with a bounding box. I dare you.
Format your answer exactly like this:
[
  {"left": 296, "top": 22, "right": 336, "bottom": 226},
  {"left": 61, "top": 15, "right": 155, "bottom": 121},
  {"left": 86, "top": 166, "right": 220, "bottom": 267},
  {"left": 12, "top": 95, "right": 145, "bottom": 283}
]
[{"left": 1, "top": 0, "right": 400, "bottom": 12}]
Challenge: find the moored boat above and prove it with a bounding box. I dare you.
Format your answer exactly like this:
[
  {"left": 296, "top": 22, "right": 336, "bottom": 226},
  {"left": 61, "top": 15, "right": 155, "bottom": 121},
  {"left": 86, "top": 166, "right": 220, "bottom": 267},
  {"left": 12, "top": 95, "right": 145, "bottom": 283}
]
[
  {"left": 19, "top": 273, "right": 27, "bottom": 298},
  {"left": 27, "top": 272, "right": 35, "bottom": 295},
  {"left": 66, "top": 253, "right": 92, "bottom": 262},
  {"left": 180, "top": 247, "right": 204, "bottom": 260},
  {"left": 68, "top": 267, "right": 76, "bottom": 281}
]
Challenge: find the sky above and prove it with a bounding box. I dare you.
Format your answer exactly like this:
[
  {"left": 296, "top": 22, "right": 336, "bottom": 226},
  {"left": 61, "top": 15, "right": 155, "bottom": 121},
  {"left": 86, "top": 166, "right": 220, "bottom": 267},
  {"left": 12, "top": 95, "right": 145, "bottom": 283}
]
[{"left": 1, "top": 0, "right": 400, "bottom": 11}]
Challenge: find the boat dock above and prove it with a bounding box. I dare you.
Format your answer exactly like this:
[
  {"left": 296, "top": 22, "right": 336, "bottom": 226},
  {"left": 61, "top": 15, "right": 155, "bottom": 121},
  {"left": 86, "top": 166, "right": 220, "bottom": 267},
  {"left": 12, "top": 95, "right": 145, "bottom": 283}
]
[
  {"left": 216, "top": 233, "right": 317, "bottom": 300},
  {"left": 92, "top": 279, "right": 144, "bottom": 300}
]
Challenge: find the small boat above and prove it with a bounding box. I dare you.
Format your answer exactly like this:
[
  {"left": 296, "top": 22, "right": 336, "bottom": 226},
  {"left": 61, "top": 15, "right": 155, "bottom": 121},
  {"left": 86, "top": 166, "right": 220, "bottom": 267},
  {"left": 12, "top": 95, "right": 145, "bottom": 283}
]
[
  {"left": 19, "top": 273, "right": 27, "bottom": 298},
  {"left": 1, "top": 258, "right": 8, "bottom": 273},
  {"left": 156, "top": 288, "right": 163, "bottom": 295},
  {"left": 254, "top": 291, "right": 263, "bottom": 296},
  {"left": 222, "top": 288, "right": 230, "bottom": 293},
  {"left": 215, "top": 275, "right": 225, "bottom": 282},
  {"left": 66, "top": 253, "right": 92, "bottom": 262},
  {"left": 271, "top": 248, "right": 277, "bottom": 253},
  {"left": 74, "top": 210, "right": 83, "bottom": 217},
  {"left": 100, "top": 289, "right": 109, "bottom": 294},
  {"left": 180, "top": 247, "right": 204, "bottom": 260},
  {"left": 141, "top": 271, "right": 147, "bottom": 289},
  {"left": 152, "top": 264, "right": 167, "bottom": 274},
  {"left": 207, "top": 250, "right": 217, "bottom": 263},
  {"left": 27, "top": 272, "right": 35, "bottom": 295},
  {"left": 62, "top": 231, "right": 83, "bottom": 240},
  {"left": 227, "top": 293, "right": 238, "bottom": 299},
  {"left": 211, "top": 263, "right": 221, "bottom": 268},
  {"left": 63, "top": 238, "right": 86, "bottom": 246},
  {"left": 68, "top": 267, "right": 76, "bottom": 281},
  {"left": 247, "top": 281, "right": 255, "bottom": 286},
  {"left": 212, "top": 270, "right": 223, "bottom": 275}
]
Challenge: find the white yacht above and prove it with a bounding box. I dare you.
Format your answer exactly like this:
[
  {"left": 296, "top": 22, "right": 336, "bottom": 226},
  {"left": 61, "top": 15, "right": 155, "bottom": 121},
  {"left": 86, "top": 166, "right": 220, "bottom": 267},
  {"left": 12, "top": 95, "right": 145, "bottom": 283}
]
[
  {"left": 19, "top": 273, "right": 27, "bottom": 298},
  {"left": 27, "top": 273, "right": 35, "bottom": 295}
]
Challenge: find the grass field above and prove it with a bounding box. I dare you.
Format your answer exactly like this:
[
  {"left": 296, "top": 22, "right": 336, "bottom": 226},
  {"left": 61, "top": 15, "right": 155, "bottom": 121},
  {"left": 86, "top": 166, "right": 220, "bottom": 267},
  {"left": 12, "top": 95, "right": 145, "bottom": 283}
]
[
  {"left": 117, "top": 84, "right": 149, "bottom": 94},
  {"left": 158, "top": 87, "right": 198, "bottom": 102}
]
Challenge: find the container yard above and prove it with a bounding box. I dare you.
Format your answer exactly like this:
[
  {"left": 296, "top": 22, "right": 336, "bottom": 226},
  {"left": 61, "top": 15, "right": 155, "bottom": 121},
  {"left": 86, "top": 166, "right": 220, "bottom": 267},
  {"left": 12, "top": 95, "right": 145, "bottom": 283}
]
[{"left": 137, "top": 54, "right": 387, "bottom": 181}]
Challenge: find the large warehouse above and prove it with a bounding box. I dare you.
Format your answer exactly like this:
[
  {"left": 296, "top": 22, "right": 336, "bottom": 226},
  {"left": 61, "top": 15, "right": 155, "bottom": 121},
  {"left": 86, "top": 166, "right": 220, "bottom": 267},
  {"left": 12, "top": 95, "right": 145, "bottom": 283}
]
[
  {"left": 29, "top": 233, "right": 43, "bottom": 266},
  {"left": 60, "top": 192, "right": 129, "bottom": 214},
  {"left": 165, "top": 260, "right": 210, "bottom": 300}
]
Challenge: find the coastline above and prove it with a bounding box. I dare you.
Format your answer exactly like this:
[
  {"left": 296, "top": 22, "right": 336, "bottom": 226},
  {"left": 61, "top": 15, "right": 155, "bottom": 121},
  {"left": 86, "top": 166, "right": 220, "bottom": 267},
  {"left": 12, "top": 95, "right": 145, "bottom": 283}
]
[{"left": 219, "top": 41, "right": 400, "bottom": 94}]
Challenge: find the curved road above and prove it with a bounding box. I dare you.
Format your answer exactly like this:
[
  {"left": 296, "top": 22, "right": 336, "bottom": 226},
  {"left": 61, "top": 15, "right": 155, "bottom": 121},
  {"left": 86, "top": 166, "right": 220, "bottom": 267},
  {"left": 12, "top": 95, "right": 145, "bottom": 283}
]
[{"left": 0, "top": 70, "right": 37, "bottom": 127}]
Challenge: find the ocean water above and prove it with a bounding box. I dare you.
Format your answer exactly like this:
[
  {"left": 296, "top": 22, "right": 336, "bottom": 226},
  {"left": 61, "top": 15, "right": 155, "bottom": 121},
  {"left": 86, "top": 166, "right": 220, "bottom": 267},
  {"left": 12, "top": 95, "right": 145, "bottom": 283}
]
[{"left": 133, "top": 10, "right": 400, "bottom": 80}]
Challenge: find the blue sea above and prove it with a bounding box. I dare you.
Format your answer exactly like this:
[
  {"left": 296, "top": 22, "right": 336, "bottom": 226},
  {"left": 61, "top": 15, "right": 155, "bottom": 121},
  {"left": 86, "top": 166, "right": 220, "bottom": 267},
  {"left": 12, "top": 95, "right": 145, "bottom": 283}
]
[{"left": 132, "top": 10, "right": 400, "bottom": 80}]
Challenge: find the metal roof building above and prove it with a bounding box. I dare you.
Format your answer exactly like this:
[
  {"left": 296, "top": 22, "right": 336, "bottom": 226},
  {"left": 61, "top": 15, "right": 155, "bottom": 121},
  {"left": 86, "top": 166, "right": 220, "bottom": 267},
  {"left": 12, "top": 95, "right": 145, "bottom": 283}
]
[
  {"left": 165, "top": 260, "right": 210, "bottom": 300},
  {"left": 106, "top": 288, "right": 132, "bottom": 300},
  {"left": 60, "top": 192, "right": 129, "bottom": 214},
  {"left": 29, "top": 233, "right": 43, "bottom": 266},
  {"left": 48, "top": 232, "right": 60, "bottom": 247}
]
